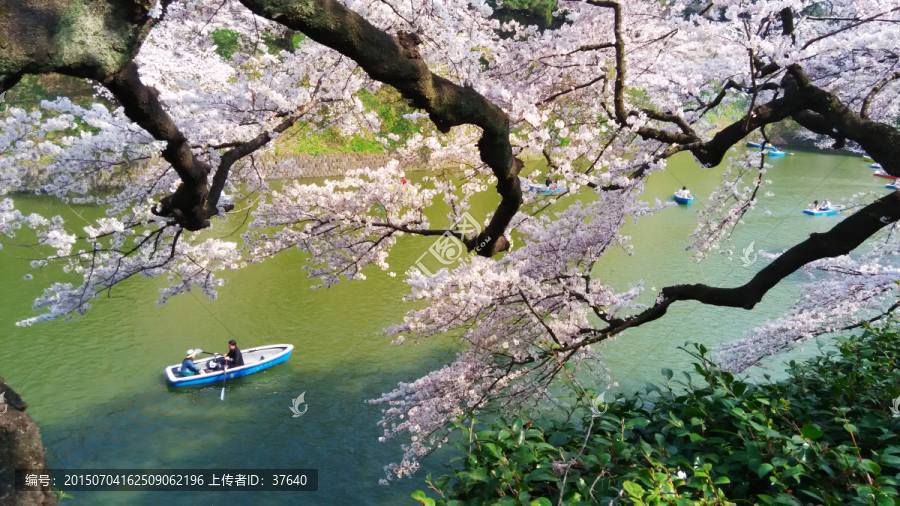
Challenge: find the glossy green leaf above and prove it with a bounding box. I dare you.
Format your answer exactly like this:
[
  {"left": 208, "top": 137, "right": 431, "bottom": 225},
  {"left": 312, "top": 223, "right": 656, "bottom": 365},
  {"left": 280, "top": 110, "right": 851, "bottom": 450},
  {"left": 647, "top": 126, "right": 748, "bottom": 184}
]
[{"left": 801, "top": 424, "right": 824, "bottom": 440}]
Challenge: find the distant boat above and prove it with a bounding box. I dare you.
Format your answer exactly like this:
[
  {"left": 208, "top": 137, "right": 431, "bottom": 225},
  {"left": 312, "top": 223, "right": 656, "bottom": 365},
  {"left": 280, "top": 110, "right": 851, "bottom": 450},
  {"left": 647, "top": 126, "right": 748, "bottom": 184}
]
[
  {"left": 519, "top": 177, "right": 566, "bottom": 195},
  {"left": 165, "top": 344, "right": 293, "bottom": 387},
  {"left": 871, "top": 163, "right": 883, "bottom": 169},
  {"left": 673, "top": 191, "right": 693, "bottom": 204},
  {"left": 746, "top": 142, "right": 779, "bottom": 151},
  {"left": 766, "top": 149, "right": 787, "bottom": 157},
  {"left": 886, "top": 182, "right": 900, "bottom": 190},
  {"left": 874, "top": 169, "right": 898, "bottom": 180},
  {"left": 863, "top": 155, "right": 875, "bottom": 162},
  {"left": 803, "top": 205, "right": 844, "bottom": 216}
]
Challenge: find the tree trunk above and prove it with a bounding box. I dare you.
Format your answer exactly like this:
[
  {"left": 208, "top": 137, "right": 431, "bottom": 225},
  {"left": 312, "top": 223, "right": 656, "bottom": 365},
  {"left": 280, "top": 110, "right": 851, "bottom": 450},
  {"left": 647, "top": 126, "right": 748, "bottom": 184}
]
[{"left": 0, "top": 377, "right": 56, "bottom": 505}]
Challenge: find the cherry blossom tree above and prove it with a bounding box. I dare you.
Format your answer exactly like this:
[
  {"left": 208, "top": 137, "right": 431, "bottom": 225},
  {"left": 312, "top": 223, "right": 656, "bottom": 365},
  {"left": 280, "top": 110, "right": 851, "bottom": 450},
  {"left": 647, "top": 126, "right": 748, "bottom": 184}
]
[{"left": 2, "top": 0, "right": 900, "bottom": 478}]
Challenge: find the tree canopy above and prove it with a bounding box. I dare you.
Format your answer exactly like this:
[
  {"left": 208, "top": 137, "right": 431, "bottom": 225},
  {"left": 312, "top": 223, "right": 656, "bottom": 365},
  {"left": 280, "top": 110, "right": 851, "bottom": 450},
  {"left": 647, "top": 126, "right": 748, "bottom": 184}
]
[{"left": 2, "top": 0, "right": 900, "bottom": 479}]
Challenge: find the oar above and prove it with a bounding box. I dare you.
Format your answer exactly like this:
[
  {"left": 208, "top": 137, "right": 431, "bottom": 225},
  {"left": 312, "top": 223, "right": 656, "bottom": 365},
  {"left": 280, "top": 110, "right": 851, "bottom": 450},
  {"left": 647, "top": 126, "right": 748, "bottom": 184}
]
[{"left": 221, "top": 361, "right": 227, "bottom": 401}]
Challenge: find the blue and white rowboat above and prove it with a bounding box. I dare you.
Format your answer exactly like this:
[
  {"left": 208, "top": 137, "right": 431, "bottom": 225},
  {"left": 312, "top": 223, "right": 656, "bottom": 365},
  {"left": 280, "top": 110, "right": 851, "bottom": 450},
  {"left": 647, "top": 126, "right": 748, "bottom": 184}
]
[
  {"left": 766, "top": 149, "right": 787, "bottom": 157},
  {"left": 165, "top": 344, "right": 293, "bottom": 387},
  {"left": 673, "top": 191, "right": 693, "bottom": 204},
  {"left": 747, "top": 142, "right": 779, "bottom": 151},
  {"left": 872, "top": 163, "right": 883, "bottom": 169},
  {"left": 887, "top": 182, "right": 900, "bottom": 190},
  {"left": 527, "top": 184, "right": 567, "bottom": 195},
  {"left": 519, "top": 177, "right": 567, "bottom": 195},
  {"left": 803, "top": 205, "right": 844, "bottom": 216}
]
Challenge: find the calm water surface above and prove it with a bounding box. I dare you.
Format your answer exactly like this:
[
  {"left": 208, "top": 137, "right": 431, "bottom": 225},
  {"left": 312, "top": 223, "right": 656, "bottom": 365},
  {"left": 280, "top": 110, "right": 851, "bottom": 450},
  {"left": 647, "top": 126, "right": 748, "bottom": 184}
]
[{"left": 0, "top": 148, "right": 882, "bottom": 504}]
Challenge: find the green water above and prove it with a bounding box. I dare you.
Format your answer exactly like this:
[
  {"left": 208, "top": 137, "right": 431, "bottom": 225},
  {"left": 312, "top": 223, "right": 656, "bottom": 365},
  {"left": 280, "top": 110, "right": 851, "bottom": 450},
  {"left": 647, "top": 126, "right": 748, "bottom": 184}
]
[{"left": 0, "top": 148, "right": 882, "bottom": 504}]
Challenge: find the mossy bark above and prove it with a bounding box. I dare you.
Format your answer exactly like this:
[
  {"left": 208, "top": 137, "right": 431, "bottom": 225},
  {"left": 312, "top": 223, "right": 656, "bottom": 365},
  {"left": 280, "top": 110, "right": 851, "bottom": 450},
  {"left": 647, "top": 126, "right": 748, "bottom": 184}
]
[
  {"left": 0, "top": 0, "right": 157, "bottom": 91},
  {"left": 0, "top": 377, "right": 56, "bottom": 506}
]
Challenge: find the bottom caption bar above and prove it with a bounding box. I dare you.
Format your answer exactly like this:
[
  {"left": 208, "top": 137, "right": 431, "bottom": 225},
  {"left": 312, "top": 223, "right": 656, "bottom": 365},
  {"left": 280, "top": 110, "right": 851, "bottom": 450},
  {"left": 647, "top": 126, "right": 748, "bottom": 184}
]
[{"left": 16, "top": 469, "right": 318, "bottom": 491}]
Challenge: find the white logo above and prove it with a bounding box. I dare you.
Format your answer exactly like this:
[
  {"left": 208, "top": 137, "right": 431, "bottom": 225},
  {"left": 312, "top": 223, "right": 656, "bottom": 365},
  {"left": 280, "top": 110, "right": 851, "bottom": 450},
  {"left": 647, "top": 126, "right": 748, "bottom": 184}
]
[
  {"left": 413, "top": 212, "right": 487, "bottom": 277},
  {"left": 740, "top": 241, "right": 757, "bottom": 267},
  {"left": 289, "top": 392, "right": 308, "bottom": 417},
  {"left": 0, "top": 391, "right": 8, "bottom": 416},
  {"left": 588, "top": 392, "right": 608, "bottom": 418},
  {"left": 890, "top": 395, "right": 900, "bottom": 418}
]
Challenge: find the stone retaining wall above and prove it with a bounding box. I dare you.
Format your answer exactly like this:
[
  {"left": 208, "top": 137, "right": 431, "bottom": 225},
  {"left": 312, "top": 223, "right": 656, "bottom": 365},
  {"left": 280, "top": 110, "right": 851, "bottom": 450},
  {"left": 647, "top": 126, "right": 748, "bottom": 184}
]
[
  {"left": 254, "top": 152, "right": 427, "bottom": 179},
  {"left": 15, "top": 150, "right": 546, "bottom": 192},
  {"left": 15, "top": 152, "right": 430, "bottom": 192}
]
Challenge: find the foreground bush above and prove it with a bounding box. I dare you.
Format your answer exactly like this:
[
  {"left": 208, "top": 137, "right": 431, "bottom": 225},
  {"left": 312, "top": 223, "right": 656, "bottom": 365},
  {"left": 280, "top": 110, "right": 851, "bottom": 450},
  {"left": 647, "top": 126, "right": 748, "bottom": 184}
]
[{"left": 414, "top": 324, "right": 900, "bottom": 505}]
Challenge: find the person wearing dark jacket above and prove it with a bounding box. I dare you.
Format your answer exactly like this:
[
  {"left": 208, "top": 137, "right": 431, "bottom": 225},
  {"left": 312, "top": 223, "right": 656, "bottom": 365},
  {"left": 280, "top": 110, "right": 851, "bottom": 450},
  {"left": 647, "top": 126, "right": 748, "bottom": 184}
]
[{"left": 224, "top": 339, "right": 244, "bottom": 368}]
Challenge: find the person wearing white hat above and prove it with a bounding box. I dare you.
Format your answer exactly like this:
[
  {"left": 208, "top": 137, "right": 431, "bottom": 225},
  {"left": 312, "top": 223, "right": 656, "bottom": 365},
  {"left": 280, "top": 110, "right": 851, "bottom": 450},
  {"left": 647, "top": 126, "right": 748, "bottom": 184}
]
[{"left": 180, "top": 349, "right": 205, "bottom": 377}]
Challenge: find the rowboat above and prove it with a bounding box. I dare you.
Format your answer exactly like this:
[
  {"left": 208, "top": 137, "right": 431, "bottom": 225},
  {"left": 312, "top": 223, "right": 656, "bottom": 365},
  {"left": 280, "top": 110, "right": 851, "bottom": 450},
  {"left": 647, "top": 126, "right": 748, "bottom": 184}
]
[
  {"left": 766, "top": 149, "right": 787, "bottom": 157},
  {"left": 673, "top": 191, "right": 693, "bottom": 204},
  {"left": 803, "top": 205, "right": 844, "bottom": 216},
  {"left": 530, "top": 186, "right": 567, "bottom": 195},
  {"left": 747, "top": 142, "right": 779, "bottom": 151},
  {"left": 863, "top": 155, "right": 874, "bottom": 162},
  {"left": 519, "top": 177, "right": 567, "bottom": 195},
  {"left": 871, "top": 163, "right": 883, "bottom": 169},
  {"left": 874, "top": 169, "right": 898, "bottom": 180},
  {"left": 886, "top": 182, "right": 900, "bottom": 190},
  {"left": 165, "top": 344, "right": 293, "bottom": 386}
]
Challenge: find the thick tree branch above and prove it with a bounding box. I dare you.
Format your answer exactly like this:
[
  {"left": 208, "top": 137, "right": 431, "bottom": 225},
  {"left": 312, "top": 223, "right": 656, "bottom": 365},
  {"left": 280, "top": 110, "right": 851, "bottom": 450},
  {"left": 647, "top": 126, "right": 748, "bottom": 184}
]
[
  {"left": 238, "top": 0, "right": 521, "bottom": 257},
  {"left": 205, "top": 99, "right": 320, "bottom": 218},
  {"left": 780, "top": 7, "right": 794, "bottom": 37},
  {"left": 204, "top": 117, "right": 295, "bottom": 218},
  {"left": 101, "top": 62, "right": 212, "bottom": 231},
  {"left": 650, "top": 193, "right": 900, "bottom": 312},
  {"left": 556, "top": 192, "right": 900, "bottom": 355},
  {"left": 785, "top": 64, "right": 900, "bottom": 175},
  {"left": 585, "top": 1, "right": 805, "bottom": 167}
]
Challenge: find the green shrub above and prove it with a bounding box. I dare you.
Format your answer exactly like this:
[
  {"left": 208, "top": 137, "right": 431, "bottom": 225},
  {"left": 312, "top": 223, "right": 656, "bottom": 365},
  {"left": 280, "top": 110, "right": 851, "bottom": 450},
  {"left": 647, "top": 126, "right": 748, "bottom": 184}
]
[
  {"left": 275, "top": 87, "right": 426, "bottom": 155},
  {"left": 415, "top": 323, "right": 900, "bottom": 505},
  {"left": 211, "top": 29, "right": 241, "bottom": 60}
]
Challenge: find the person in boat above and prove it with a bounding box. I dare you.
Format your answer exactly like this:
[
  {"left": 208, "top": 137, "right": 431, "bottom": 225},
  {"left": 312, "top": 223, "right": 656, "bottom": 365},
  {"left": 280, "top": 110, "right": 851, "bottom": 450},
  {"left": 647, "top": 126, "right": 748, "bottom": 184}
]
[
  {"left": 810, "top": 200, "right": 819, "bottom": 210},
  {"left": 223, "top": 339, "right": 244, "bottom": 369},
  {"left": 545, "top": 176, "right": 552, "bottom": 187},
  {"left": 181, "top": 349, "right": 205, "bottom": 377},
  {"left": 680, "top": 186, "right": 692, "bottom": 198},
  {"left": 820, "top": 199, "right": 831, "bottom": 210}
]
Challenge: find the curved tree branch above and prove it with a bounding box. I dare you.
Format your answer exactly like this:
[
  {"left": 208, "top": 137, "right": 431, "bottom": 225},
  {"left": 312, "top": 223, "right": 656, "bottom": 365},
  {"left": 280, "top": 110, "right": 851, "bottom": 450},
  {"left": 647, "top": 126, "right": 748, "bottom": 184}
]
[
  {"left": 101, "top": 62, "right": 212, "bottom": 231},
  {"left": 204, "top": 98, "right": 321, "bottom": 218},
  {"left": 785, "top": 64, "right": 900, "bottom": 175},
  {"left": 554, "top": 192, "right": 900, "bottom": 355},
  {"left": 237, "top": 0, "right": 522, "bottom": 257},
  {"left": 861, "top": 71, "right": 900, "bottom": 120}
]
